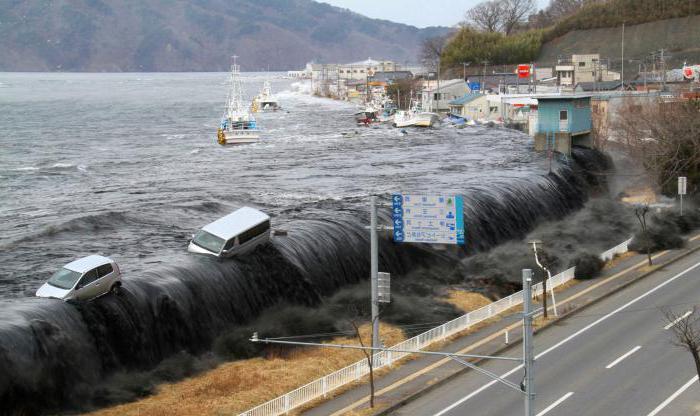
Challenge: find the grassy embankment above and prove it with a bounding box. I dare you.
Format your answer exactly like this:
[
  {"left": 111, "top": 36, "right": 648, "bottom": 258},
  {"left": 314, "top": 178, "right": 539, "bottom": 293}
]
[{"left": 86, "top": 292, "right": 491, "bottom": 416}]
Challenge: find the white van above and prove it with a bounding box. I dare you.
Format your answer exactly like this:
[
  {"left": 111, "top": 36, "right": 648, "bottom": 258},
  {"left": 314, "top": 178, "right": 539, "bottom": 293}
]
[
  {"left": 36, "top": 255, "right": 122, "bottom": 301},
  {"left": 188, "top": 207, "right": 271, "bottom": 258}
]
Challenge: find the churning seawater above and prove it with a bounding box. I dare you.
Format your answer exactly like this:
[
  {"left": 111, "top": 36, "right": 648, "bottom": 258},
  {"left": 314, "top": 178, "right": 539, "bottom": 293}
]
[
  {"left": 0, "top": 72, "right": 544, "bottom": 298},
  {"left": 0, "top": 73, "right": 611, "bottom": 414}
]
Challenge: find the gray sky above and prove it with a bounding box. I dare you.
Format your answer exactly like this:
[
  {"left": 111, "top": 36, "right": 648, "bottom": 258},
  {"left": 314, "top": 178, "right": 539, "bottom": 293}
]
[{"left": 318, "top": 0, "right": 548, "bottom": 28}]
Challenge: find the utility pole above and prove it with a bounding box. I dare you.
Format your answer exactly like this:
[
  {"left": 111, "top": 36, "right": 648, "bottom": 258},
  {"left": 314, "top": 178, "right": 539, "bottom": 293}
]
[
  {"left": 482, "top": 60, "right": 489, "bottom": 93},
  {"left": 523, "top": 269, "right": 535, "bottom": 416},
  {"left": 621, "top": 23, "right": 625, "bottom": 86},
  {"left": 370, "top": 196, "right": 380, "bottom": 351},
  {"left": 660, "top": 48, "right": 667, "bottom": 91}
]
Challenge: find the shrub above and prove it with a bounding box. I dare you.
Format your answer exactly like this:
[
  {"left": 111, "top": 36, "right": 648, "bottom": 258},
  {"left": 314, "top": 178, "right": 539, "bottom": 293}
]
[{"left": 570, "top": 252, "right": 604, "bottom": 279}]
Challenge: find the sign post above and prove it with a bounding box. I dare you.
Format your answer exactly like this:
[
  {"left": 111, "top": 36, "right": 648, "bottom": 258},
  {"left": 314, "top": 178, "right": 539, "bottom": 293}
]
[
  {"left": 678, "top": 176, "right": 687, "bottom": 216},
  {"left": 377, "top": 272, "right": 390, "bottom": 303}
]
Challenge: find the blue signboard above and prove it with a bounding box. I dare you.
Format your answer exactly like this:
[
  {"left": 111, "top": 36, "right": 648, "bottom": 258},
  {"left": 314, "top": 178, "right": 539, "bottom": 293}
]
[
  {"left": 468, "top": 81, "right": 481, "bottom": 92},
  {"left": 392, "top": 194, "right": 465, "bottom": 245}
]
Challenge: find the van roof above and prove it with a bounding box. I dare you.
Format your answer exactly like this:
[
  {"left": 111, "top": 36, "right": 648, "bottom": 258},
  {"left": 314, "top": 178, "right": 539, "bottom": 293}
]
[
  {"left": 64, "top": 255, "right": 113, "bottom": 273},
  {"left": 202, "top": 207, "right": 270, "bottom": 240}
]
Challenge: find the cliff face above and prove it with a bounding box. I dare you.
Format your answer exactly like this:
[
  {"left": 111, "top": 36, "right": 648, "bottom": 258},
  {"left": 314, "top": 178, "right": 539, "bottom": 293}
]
[{"left": 0, "top": 0, "right": 449, "bottom": 72}]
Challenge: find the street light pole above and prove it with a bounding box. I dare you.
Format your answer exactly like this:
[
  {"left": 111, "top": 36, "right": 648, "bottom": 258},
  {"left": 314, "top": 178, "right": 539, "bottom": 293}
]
[
  {"left": 523, "top": 269, "right": 535, "bottom": 416},
  {"left": 370, "top": 196, "right": 380, "bottom": 351}
]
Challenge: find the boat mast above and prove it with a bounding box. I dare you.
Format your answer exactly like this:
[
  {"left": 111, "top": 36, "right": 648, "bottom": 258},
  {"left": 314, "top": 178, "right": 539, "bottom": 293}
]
[{"left": 225, "top": 55, "right": 244, "bottom": 119}]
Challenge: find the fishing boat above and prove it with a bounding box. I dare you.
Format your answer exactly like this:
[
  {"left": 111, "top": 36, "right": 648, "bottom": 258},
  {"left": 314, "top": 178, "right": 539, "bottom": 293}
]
[
  {"left": 392, "top": 100, "right": 439, "bottom": 128},
  {"left": 217, "top": 57, "right": 261, "bottom": 145},
  {"left": 252, "top": 81, "right": 280, "bottom": 112}
]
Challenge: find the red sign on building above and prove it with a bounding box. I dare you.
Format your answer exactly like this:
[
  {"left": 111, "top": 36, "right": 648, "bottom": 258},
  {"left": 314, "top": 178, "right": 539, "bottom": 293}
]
[{"left": 517, "top": 64, "right": 531, "bottom": 79}]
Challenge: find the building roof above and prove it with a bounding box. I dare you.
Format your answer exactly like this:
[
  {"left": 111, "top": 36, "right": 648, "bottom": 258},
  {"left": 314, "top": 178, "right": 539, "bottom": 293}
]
[
  {"left": 368, "top": 71, "right": 412, "bottom": 83},
  {"left": 448, "top": 93, "right": 485, "bottom": 106},
  {"left": 533, "top": 93, "right": 593, "bottom": 100},
  {"left": 202, "top": 207, "right": 269, "bottom": 240},
  {"left": 575, "top": 81, "right": 628, "bottom": 91},
  {"left": 65, "top": 255, "right": 113, "bottom": 273}
]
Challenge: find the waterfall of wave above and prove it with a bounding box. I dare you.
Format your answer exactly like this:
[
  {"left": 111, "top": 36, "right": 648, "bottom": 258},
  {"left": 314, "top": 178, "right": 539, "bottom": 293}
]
[{"left": 0, "top": 148, "right": 611, "bottom": 415}]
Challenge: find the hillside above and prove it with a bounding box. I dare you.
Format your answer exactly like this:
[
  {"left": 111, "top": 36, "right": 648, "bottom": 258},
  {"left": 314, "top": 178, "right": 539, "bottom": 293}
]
[
  {"left": 0, "top": 0, "right": 448, "bottom": 72},
  {"left": 538, "top": 15, "right": 700, "bottom": 73}
]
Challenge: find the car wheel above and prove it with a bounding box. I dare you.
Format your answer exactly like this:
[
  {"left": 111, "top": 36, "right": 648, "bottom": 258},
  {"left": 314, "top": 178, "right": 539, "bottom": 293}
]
[{"left": 110, "top": 283, "right": 121, "bottom": 296}]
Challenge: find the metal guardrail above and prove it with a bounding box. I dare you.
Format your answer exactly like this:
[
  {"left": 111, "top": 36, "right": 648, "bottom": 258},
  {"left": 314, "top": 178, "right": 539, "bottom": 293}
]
[
  {"left": 240, "top": 239, "right": 631, "bottom": 416},
  {"left": 600, "top": 237, "right": 633, "bottom": 262}
]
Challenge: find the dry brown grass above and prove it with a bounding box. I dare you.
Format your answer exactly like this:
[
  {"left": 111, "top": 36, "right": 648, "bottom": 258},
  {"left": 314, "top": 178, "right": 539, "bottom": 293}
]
[
  {"left": 85, "top": 324, "right": 405, "bottom": 416},
  {"left": 441, "top": 290, "right": 492, "bottom": 313}
]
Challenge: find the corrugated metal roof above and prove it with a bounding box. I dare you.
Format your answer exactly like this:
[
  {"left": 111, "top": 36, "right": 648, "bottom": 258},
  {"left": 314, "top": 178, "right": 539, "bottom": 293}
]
[
  {"left": 448, "top": 93, "right": 484, "bottom": 105},
  {"left": 202, "top": 207, "right": 269, "bottom": 240}
]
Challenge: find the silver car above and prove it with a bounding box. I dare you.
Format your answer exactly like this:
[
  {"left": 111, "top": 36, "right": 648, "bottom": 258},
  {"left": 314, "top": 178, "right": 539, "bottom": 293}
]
[{"left": 35, "top": 255, "right": 122, "bottom": 301}]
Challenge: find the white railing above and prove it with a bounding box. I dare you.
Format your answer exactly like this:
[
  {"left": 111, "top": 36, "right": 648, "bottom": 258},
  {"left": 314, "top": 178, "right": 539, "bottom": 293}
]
[
  {"left": 600, "top": 237, "right": 633, "bottom": 262},
  {"left": 240, "top": 237, "right": 634, "bottom": 416},
  {"left": 239, "top": 266, "right": 578, "bottom": 416}
]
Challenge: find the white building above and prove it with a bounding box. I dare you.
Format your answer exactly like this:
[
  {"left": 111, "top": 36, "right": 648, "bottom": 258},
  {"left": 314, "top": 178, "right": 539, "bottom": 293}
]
[
  {"left": 337, "top": 58, "right": 397, "bottom": 81},
  {"left": 555, "top": 54, "right": 621, "bottom": 87},
  {"left": 421, "top": 79, "right": 468, "bottom": 112}
]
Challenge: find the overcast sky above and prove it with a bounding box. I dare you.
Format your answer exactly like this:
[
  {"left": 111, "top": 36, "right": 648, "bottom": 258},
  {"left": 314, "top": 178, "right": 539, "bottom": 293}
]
[{"left": 318, "top": 0, "right": 548, "bottom": 28}]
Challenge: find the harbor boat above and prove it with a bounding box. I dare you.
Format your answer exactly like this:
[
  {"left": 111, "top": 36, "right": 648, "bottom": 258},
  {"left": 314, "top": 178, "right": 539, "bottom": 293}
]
[
  {"left": 378, "top": 100, "right": 397, "bottom": 122},
  {"left": 252, "top": 81, "right": 280, "bottom": 111},
  {"left": 217, "top": 57, "right": 261, "bottom": 145},
  {"left": 354, "top": 102, "right": 380, "bottom": 125},
  {"left": 392, "top": 100, "right": 439, "bottom": 128}
]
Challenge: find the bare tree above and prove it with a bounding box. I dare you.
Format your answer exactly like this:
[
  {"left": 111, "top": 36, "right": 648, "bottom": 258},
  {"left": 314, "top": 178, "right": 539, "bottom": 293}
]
[
  {"left": 464, "top": 1, "right": 503, "bottom": 32},
  {"left": 421, "top": 35, "right": 447, "bottom": 71},
  {"left": 612, "top": 98, "right": 700, "bottom": 195},
  {"left": 547, "top": 0, "right": 586, "bottom": 20},
  {"left": 349, "top": 318, "right": 377, "bottom": 408},
  {"left": 500, "top": 0, "right": 536, "bottom": 34},
  {"left": 634, "top": 204, "right": 653, "bottom": 266},
  {"left": 663, "top": 307, "right": 700, "bottom": 386}
]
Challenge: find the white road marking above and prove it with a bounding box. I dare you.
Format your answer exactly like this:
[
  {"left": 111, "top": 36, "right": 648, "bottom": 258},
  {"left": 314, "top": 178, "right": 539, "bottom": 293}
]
[
  {"left": 646, "top": 375, "right": 698, "bottom": 416},
  {"left": 605, "top": 346, "right": 641, "bottom": 369},
  {"left": 664, "top": 310, "right": 693, "bottom": 330},
  {"left": 536, "top": 392, "right": 574, "bottom": 416},
  {"left": 433, "top": 261, "right": 700, "bottom": 416}
]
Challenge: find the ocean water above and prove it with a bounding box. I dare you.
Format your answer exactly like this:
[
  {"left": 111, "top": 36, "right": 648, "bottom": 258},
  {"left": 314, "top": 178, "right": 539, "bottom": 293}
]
[{"left": 0, "top": 72, "right": 544, "bottom": 299}]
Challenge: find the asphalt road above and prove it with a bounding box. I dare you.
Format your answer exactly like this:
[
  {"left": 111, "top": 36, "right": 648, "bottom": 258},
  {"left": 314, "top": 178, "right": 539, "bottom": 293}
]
[{"left": 391, "top": 251, "right": 700, "bottom": 416}]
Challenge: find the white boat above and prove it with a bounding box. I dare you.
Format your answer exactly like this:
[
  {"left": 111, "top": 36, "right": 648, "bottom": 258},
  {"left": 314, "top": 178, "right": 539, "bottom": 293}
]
[
  {"left": 252, "top": 81, "right": 280, "bottom": 112},
  {"left": 392, "top": 100, "right": 439, "bottom": 128},
  {"left": 217, "top": 57, "right": 261, "bottom": 145}
]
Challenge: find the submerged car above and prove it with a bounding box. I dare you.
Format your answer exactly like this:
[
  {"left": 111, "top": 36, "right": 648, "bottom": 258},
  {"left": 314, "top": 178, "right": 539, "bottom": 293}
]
[
  {"left": 188, "top": 206, "right": 270, "bottom": 258},
  {"left": 36, "top": 255, "right": 122, "bottom": 301}
]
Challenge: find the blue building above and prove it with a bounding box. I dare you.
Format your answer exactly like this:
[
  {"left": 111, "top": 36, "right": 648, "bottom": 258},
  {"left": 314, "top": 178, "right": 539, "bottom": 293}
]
[{"left": 534, "top": 94, "right": 593, "bottom": 155}]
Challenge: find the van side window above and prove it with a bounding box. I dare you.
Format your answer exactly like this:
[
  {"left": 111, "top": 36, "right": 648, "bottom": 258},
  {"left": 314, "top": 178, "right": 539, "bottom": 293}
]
[
  {"left": 238, "top": 220, "right": 270, "bottom": 244},
  {"left": 97, "top": 263, "right": 113, "bottom": 278},
  {"left": 223, "top": 238, "right": 236, "bottom": 250},
  {"left": 79, "top": 269, "right": 99, "bottom": 287}
]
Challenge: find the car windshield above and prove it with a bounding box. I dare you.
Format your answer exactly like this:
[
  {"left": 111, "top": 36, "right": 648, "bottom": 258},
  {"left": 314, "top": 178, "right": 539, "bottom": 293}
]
[
  {"left": 192, "top": 230, "right": 225, "bottom": 253},
  {"left": 47, "top": 268, "right": 82, "bottom": 290}
]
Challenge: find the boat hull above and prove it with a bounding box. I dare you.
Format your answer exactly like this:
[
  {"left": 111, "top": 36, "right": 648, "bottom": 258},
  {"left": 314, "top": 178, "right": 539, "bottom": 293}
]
[
  {"left": 394, "top": 112, "right": 438, "bottom": 128},
  {"left": 219, "top": 130, "right": 261, "bottom": 145}
]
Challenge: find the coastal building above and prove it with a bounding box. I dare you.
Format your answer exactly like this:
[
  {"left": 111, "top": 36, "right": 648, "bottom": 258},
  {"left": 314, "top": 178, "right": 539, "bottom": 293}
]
[
  {"left": 421, "top": 79, "right": 468, "bottom": 112},
  {"left": 337, "top": 58, "right": 397, "bottom": 81},
  {"left": 447, "top": 93, "right": 493, "bottom": 120},
  {"left": 555, "top": 54, "right": 620, "bottom": 87},
  {"left": 287, "top": 63, "right": 313, "bottom": 78},
  {"left": 533, "top": 94, "right": 593, "bottom": 155}
]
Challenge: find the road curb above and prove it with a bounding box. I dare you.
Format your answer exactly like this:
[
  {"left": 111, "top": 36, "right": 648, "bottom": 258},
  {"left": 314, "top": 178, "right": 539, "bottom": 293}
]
[{"left": 372, "top": 241, "right": 700, "bottom": 416}]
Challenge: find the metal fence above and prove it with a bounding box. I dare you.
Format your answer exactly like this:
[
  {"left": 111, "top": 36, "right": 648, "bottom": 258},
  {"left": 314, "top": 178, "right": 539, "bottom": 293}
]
[
  {"left": 240, "top": 267, "right": 579, "bottom": 416},
  {"left": 600, "top": 237, "right": 633, "bottom": 262},
  {"left": 240, "top": 238, "right": 632, "bottom": 416}
]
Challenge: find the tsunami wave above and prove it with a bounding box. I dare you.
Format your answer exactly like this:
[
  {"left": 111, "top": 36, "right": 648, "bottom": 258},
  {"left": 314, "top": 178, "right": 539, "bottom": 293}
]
[{"left": 0, "top": 147, "right": 610, "bottom": 415}]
